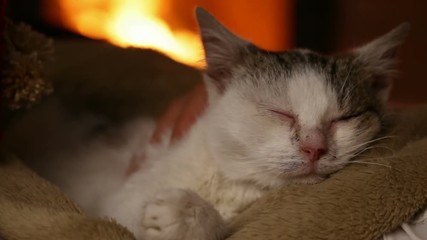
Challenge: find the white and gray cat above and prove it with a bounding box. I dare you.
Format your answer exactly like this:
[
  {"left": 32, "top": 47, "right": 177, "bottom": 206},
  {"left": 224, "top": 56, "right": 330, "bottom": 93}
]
[{"left": 36, "top": 8, "right": 409, "bottom": 240}]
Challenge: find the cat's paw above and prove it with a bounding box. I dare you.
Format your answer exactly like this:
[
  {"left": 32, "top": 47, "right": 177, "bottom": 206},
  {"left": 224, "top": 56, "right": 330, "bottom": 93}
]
[{"left": 141, "top": 189, "right": 225, "bottom": 240}]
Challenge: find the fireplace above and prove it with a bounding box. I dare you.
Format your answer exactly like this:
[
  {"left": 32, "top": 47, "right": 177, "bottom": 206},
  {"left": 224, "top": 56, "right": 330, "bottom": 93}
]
[
  {"left": 41, "top": 0, "right": 295, "bottom": 68},
  {"left": 6, "top": 0, "right": 427, "bottom": 103}
]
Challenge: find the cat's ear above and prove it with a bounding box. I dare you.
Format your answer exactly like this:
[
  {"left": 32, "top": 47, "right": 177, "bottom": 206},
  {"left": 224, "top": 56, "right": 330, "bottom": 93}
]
[
  {"left": 354, "top": 23, "right": 410, "bottom": 102},
  {"left": 196, "top": 7, "right": 249, "bottom": 92}
]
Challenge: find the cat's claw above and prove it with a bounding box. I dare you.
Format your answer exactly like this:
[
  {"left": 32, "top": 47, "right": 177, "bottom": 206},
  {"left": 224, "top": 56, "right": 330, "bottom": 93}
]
[
  {"left": 142, "top": 190, "right": 183, "bottom": 240},
  {"left": 142, "top": 189, "right": 225, "bottom": 240}
]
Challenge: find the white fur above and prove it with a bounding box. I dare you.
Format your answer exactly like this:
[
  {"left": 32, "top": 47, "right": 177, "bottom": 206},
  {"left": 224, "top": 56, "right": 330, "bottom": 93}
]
[
  {"left": 287, "top": 70, "right": 339, "bottom": 127},
  {"left": 94, "top": 92, "right": 267, "bottom": 238}
]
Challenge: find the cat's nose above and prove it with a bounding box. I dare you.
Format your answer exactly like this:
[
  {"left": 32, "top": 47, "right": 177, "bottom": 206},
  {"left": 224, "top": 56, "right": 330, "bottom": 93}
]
[{"left": 300, "top": 145, "right": 328, "bottom": 162}]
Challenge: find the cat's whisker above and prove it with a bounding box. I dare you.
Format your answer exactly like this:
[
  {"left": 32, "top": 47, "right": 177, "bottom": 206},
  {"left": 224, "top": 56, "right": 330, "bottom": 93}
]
[
  {"left": 345, "top": 144, "right": 397, "bottom": 163},
  {"left": 339, "top": 145, "right": 376, "bottom": 159},
  {"left": 368, "top": 145, "right": 396, "bottom": 156},
  {"left": 340, "top": 145, "right": 381, "bottom": 160},
  {"left": 350, "top": 160, "right": 392, "bottom": 168},
  {"left": 350, "top": 147, "right": 376, "bottom": 159},
  {"left": 355, "top": 155, "right": 399, "bottom": 161},
  {"left": 340, "top": 64, "right": 354, "bottom": 95},
  {"left": 344, "top": 76, "right": 366, "bottom": 102},
  {"left": 356, "top": 145, "right": 388, "bottom": 156},
  {"left": 340, "top": 138, "right": 393, "bottom": 157},
  {"left": 338, "top": 135, "right": 397, "bottom": 160},
  {"left": 370, "top": 135, "right": 397, "bottom": 142},
  {"left": 350, "top": 135, "right": 396, "bottom": 149}
]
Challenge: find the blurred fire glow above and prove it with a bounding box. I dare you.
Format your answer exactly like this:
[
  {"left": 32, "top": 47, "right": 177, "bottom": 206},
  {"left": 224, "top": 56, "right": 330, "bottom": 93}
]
[{"left": 55, "top": 0, "right": 203, "bottom": 67}]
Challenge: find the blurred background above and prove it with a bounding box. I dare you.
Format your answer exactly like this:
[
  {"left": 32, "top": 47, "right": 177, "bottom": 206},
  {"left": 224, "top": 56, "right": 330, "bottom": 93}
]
[{"left": 6, "top": 0, "right": 427, "bottom": 104}]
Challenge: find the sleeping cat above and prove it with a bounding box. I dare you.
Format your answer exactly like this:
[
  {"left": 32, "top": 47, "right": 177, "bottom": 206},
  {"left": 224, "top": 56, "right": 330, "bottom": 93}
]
[{"left": 36, "top": 8, "right": 408, "bottom": 240}]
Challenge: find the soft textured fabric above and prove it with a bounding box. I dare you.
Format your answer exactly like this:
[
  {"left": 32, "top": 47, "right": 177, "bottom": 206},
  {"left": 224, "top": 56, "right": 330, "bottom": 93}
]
[{"left": 0, "top": 151, "right": 135, "bottom": 240}]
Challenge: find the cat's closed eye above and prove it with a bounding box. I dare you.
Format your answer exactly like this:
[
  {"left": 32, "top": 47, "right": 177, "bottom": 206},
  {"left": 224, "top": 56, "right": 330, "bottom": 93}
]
[
  {"left": 333, "top": 111, "right": 366, "bottom": 123},
  {"left": 269, "top": 109, "right": 296, "bottom": 122}
]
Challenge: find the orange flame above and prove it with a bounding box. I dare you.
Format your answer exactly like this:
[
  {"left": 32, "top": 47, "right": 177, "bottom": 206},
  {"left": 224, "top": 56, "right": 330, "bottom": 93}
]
[{"left": 55, "top": 0, "right": 203, "bottom": 67}]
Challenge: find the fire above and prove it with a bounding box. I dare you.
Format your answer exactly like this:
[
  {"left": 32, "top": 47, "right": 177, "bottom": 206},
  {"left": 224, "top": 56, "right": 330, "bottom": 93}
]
[{"left": 55, "top": 0, "right": 203, "bottom": 67}]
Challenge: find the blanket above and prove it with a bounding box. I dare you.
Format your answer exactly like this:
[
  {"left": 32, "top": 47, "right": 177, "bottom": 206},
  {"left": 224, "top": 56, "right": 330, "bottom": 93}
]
[
  {"left": 1, "top": 21, "right": 427, "bottom": 240},
  {"left": 0, "top": 151, "right": 135, "bottom": 240}
]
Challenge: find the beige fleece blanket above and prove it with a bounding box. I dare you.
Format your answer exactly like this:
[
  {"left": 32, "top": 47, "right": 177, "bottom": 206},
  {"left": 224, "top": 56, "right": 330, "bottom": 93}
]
[
  {"left": 2, "top": 21, "right": 427, "bottom": 240},
  {"left": 0, "top": 151, "right": 135, "bottom": 240}
]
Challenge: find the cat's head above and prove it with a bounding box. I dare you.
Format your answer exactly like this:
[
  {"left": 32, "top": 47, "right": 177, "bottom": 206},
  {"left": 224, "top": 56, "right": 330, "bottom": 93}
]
[{"left": 196, "top": 8, "right": 409, "bottom": 188}]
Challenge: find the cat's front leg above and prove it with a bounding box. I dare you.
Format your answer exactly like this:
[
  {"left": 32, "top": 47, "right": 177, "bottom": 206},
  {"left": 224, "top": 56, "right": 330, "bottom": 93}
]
[{"left": 141, "top": 189, "right": 226, "bottom": 240}]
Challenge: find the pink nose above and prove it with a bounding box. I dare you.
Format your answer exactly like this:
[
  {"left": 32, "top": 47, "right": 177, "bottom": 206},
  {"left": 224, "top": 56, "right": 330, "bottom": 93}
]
[{"left": 300, "top": 145, "right": 327, "bottom": 162}]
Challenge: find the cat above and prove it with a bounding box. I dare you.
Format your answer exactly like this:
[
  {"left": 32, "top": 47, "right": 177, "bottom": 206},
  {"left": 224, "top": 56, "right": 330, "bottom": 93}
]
[{"left": 24, "top": 7, "right": 409, "bottom": 240}]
